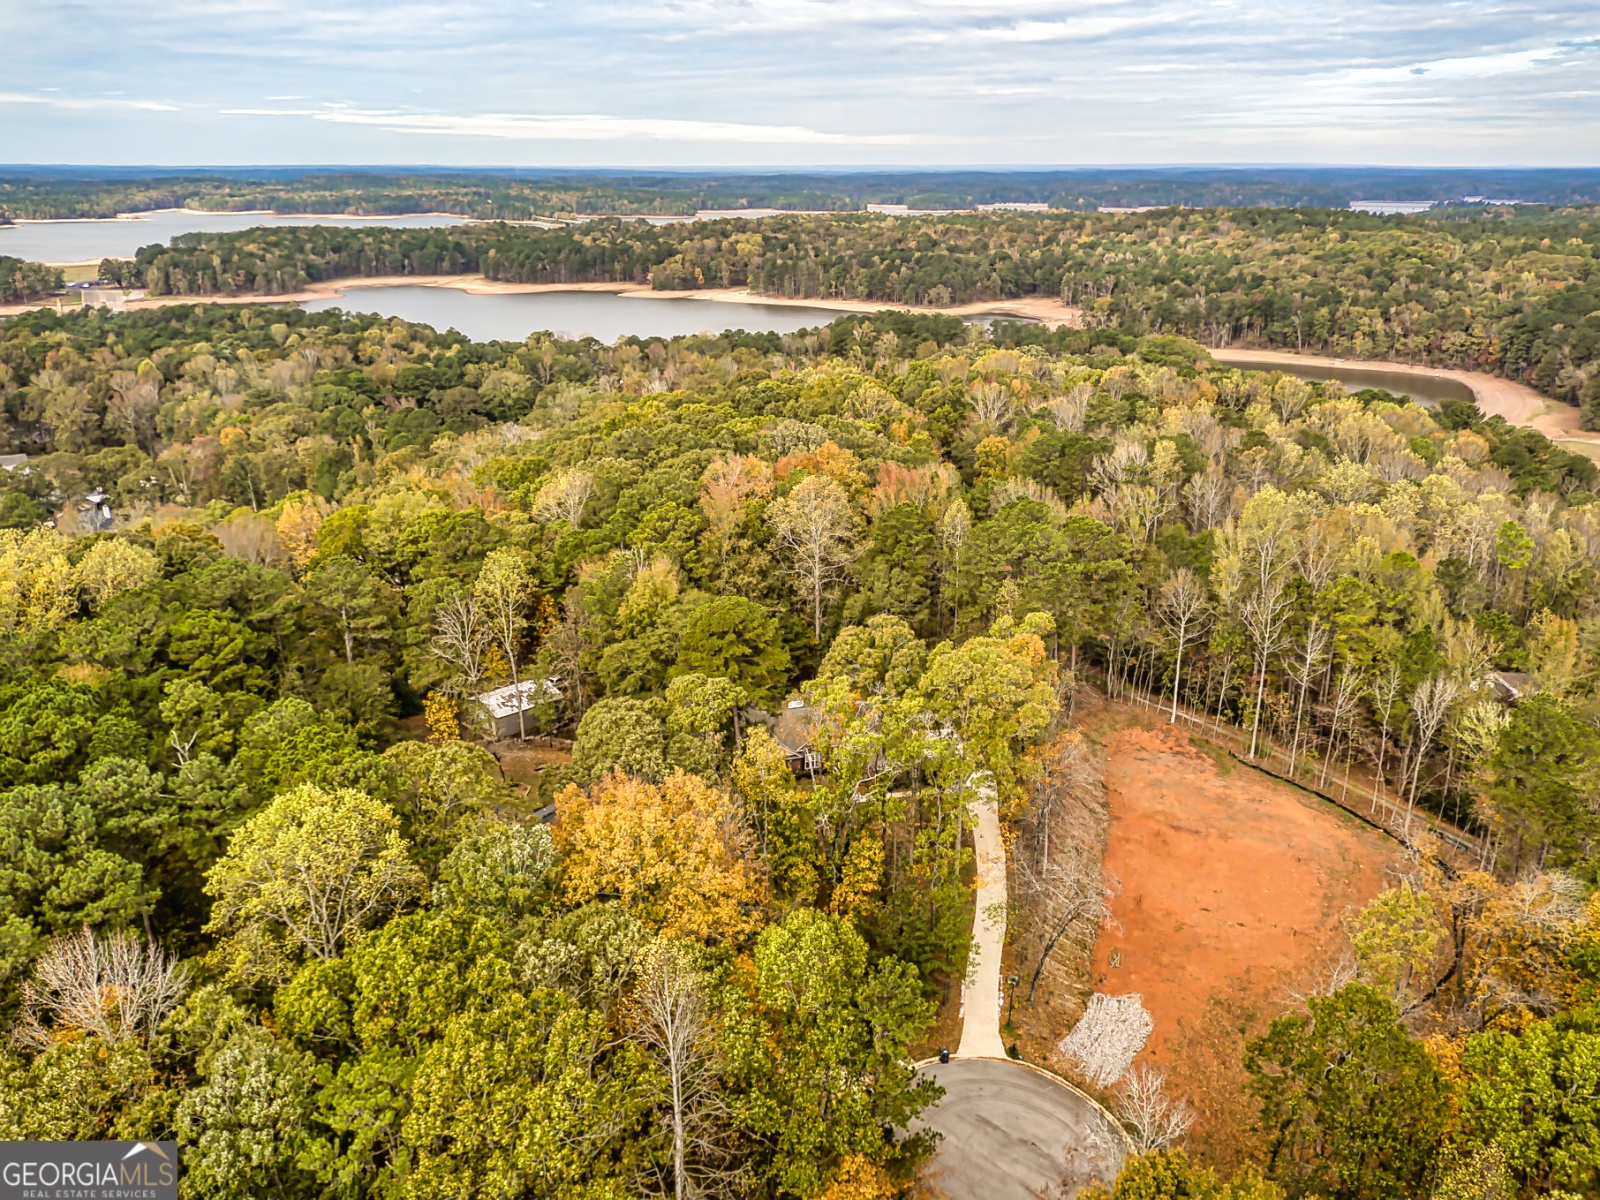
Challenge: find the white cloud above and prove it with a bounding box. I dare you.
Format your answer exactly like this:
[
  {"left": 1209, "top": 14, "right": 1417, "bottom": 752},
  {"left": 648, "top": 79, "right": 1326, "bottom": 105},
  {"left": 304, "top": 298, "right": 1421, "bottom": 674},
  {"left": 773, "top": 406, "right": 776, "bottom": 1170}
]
[
  {"left": 3, "top": 0, "right": 1599, "bottom": 163},
  {"left": 0, "top": 91, "right": 178, "bottom": 112},
  {"left": 225, "top": 105, "right": 933, "bottom": 145}
]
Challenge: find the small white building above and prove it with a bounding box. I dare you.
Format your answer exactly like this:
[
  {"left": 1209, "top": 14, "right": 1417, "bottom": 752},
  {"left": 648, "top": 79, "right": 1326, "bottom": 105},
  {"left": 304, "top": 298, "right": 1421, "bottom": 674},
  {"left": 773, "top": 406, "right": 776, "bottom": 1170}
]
[
  {"left": 472, "top": 678, "right": 561, "bottom": 738},
  {"left": 865, "top": 203, "right": 964, "bottom": 217},
  {"left": 1348, "top": 200, "right": 1436, "bottom": 216},
  {"left": 80, "top": 287, "right": 146, "bottom": 311}
]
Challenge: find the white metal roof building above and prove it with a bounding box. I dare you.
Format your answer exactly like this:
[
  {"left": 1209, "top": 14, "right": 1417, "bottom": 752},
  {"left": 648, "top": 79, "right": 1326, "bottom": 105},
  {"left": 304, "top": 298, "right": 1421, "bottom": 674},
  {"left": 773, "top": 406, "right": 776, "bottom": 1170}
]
[{"left": 472, "top": 679, "right": 561, "bottom": 738}]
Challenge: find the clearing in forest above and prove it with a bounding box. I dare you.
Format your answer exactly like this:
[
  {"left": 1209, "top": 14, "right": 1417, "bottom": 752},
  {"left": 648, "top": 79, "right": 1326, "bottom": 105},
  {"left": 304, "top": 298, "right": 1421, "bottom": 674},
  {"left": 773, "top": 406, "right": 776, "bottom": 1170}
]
[{"left": 1085, "top": 705, "right": 1405, "bottom": 1167}]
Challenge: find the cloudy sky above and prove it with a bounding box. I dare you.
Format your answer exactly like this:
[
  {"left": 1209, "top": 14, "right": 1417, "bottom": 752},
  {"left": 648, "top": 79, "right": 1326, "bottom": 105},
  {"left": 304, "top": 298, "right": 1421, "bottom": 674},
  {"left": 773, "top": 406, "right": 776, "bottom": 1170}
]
[{"left": 3, "top": 0, "right": 1598, "bottom": 166}]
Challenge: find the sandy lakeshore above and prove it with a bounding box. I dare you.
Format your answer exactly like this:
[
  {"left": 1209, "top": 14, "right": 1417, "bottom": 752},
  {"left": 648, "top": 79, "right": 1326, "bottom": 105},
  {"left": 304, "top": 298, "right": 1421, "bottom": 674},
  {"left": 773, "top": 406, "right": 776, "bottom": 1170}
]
[
  {"left": 1212, "top": 347, "right": 1600, "bottom": 458},
  {"left": 2, "top": 274, "right": 1084, "bottom": 325},
  {"left": 2, "top": 281, "right": 1591, "bottom": 460},
  {"left": 633, "top": 287, "right": 1084, "bottom": 327}
]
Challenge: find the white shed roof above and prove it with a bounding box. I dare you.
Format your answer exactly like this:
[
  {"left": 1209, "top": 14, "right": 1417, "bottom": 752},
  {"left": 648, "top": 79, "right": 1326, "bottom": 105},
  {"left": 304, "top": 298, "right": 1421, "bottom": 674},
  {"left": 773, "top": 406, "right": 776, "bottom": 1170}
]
[{"left": 472, "top": 679, "right": 560, "bottom": 718}]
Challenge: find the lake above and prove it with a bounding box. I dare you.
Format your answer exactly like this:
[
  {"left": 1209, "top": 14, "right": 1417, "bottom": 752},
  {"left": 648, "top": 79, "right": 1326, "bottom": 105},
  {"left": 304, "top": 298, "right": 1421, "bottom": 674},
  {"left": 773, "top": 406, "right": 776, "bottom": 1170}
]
[
  {"left": 0, "top": 210, "right": 469, "bottom": 264},
  {"left": 1211, "top": 352, "right": 1476, "bottom": 409},
  {"left": 300, "top": 285, "right": 849, "bottom": 342}
]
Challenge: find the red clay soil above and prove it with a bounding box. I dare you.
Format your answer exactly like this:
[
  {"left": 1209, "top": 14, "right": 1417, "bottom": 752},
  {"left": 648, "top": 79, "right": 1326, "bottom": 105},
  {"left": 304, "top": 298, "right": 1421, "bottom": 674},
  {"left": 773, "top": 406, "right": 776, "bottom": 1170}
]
[{"left": 1085, "top": 707, "right": 1405, "bottom": 1163}]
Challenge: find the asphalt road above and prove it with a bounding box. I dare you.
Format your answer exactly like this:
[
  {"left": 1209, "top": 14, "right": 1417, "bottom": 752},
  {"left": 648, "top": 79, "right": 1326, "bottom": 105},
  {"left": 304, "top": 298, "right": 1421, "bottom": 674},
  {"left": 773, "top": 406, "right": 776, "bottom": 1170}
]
[{"left": 914, "top": 1058, "right": 1126, "bottom": 1200}]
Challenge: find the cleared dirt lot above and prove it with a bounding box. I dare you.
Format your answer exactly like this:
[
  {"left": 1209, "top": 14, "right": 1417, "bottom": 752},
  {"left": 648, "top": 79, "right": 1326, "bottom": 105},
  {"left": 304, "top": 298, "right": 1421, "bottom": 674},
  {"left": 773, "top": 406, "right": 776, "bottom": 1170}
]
[{"left": 1083, "top": 705, "right": 1406, "bottom": 1167}]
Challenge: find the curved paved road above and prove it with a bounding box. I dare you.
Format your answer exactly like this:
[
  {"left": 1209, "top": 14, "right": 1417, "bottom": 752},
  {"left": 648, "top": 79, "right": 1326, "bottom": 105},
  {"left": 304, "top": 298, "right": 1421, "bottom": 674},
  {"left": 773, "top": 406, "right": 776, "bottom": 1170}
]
[{"left": 915, "top": 1058, "right": 1126, "bottom": 1200}]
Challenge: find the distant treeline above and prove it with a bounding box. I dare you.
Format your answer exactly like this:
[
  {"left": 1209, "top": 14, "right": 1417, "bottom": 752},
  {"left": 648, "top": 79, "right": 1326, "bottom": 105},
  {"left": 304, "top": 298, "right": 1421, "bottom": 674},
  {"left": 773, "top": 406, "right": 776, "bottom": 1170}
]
[
  {"left": 91, "top": 206, "right": 1600, "bottom": 420},
  {"left": 10, "top": 166, "right": 1600, "bottom": 220}
]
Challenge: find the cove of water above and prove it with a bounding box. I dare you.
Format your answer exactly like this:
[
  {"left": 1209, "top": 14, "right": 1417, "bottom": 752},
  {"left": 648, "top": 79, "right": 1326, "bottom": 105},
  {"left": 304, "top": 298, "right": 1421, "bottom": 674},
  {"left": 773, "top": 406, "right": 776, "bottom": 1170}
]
[
  {"left": 300, "top": 285, "right": 849, "bottom": 342},
  {"left": 1213, "top": 354, "right": 1476, "bottom": 409},
  {"left": 0, "top": 211, "right": 469, "bottom": 264}
]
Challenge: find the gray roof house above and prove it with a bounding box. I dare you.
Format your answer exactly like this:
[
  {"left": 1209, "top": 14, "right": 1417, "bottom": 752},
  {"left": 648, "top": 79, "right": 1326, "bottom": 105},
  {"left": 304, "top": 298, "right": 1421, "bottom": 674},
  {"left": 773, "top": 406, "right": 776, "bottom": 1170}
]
[{"left": 472, "top": 679, "right": 561, "bottom": 738}]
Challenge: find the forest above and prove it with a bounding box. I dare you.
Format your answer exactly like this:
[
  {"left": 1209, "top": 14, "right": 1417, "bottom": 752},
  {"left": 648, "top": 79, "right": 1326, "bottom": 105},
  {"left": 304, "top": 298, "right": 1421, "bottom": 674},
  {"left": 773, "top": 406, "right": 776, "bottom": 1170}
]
[
  {"left": 0, "top": 256, "right": 63, "bottom": 305},
  {"left": 0, "top": 298, "right": 1598, "bottom": 1199},
  {"left": 9, "top": 166, "right": 1600, "bottom": 222},
  {"left": 78, "top": 204, "right": 1600, "bottom": 423}
]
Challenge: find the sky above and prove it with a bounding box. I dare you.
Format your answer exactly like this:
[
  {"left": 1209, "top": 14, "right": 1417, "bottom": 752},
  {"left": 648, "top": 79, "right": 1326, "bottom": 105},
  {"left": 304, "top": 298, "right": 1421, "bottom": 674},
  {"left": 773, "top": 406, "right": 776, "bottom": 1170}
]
[{"left": 3, "top": 0, "right": 1599, "bottom": 167}]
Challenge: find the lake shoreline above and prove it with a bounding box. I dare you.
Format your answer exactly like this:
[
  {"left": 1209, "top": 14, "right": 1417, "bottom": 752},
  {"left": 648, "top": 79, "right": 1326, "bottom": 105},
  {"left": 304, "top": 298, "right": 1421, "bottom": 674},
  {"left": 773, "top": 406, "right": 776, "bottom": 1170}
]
[
  {"left": 2, "top": 284, "right": 1593, "bottom": 456},
  {"left": 2, "top": 273, "right": 1085, "bottom": 328},
  {"left": 263, "top": 273, "right": 1084, "bottom": 327},
  {"left": 2, "top": 208, "right": 467, "bottom": 227},
  {"left": 0, "top": 210, "right": 475, "bottom": 266},
  {"left": 1211, "top": 347, "right": 1600, "bottom": 457}
]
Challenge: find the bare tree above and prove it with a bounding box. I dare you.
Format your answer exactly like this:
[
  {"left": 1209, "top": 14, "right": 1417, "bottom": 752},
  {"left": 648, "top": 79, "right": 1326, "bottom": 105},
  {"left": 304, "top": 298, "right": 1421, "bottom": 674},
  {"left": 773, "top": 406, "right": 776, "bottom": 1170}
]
[
  {"left": 629, "top": 942, "right": 737, "bottom": 1200},
  {"left": 1156, "top": 568, "right": 1210, "bottom": 724},
  {"left": 534, "top": 467, "right": 596, "bottom": 527},
  {"left": 936, "top": 498, "right": 971, "bottom": 635},
  {"left": 1115, "top": 1065, "right": 1195, "bottom": 1152},
  {"left": 1321, "top": 664, "right": 1364, "bottom": 791},
  {"left": 212, "top": 514, "right": 285, "bottom": 567},
  {"left": 1039, "top": 382, "right": 1091, "bottom": 432},
  {"left": 157, "top": 440, "right": 211, "bottom": 504},
  {"left": 18, "top": 927, "right": 189, "bottom": 1048},
  {"left": 1183, "top": 470, "right": 1231, "bottom": 531},
  {"left": 430, "top": 594, "right": 491, "bottom": 700},
  {"left": 1285, "top": 617, "right": 1331, "bottom": 774},
  {"left": 1295, "top": 519, "right": 1341, "bottom": 591},
  {"left": 107, "top": 369, "right": 162, "bottom": 454},
  {"left": 1370, "top": 661, "right": 1404, "bottom": 810},
  {"left": 767, "top": 474, "right": 857, "bottom": 639},
  {"left": 547, "top": 593, "right": 590, "bottom": 714},
  {"left": 969, "top": 380, "right": 1017, "bottom": 432},
  {"left": 1284, "top": 947, "right": 1361, "bottom": 1007},
  {"left": 1405, "top": 674, "right": 1460, "bottom": 837},
  {"left": 1239, "top": 573, "right": 1293, "bottom": 758},
  {"left": 1016, "top": 844, "right": 1114, "bottom": 1003},
  {"left": 474, "top": 549, "right": 534, "bottom": 739}
]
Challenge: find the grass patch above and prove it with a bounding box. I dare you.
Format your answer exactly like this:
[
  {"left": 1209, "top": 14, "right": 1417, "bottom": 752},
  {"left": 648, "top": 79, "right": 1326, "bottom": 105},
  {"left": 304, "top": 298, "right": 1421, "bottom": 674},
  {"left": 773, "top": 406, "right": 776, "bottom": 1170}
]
[{"left": 1187, "top": 735, "right": 1234, "bottom": 776}]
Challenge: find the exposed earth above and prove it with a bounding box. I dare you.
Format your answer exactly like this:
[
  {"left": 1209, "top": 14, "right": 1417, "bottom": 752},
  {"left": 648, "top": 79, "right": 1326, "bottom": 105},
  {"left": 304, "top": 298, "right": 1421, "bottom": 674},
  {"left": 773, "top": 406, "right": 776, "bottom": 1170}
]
[{"left": 1085, "top": 707, "right": 1406, "bottom": 1166}]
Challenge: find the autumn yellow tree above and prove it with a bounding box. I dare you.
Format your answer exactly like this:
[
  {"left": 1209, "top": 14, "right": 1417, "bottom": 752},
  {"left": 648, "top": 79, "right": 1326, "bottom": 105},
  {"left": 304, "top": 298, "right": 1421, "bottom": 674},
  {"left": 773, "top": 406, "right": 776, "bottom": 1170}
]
[
  {"left": 556, "top": 769, "right": 767, "bottom": 945},
  {"left": 768, "top": 474, "right": 858, "bottom": 640},
  {"left": 75, "top": 538, "right": 159, "bottom": 610},
  {"left": 732, "top": 726, "right": 820, "bottom": 903},
  {"left": 274, "top": 493, "right": 325, "bottom": 569},
  {"left": 815, "top": 1155, "right": 897, "bottom": 1200},
  {"left": 0, "top": 528, "right": 77, "bottom": 633}
]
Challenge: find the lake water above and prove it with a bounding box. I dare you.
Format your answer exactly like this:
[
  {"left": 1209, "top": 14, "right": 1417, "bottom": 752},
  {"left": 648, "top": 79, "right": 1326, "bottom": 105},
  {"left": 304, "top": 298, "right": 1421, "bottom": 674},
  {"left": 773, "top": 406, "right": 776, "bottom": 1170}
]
[
  {"left": 301, "top": 285, "right": 849, "bottom": 342},
  {"left": 1211, "top": 352, "right": 1476, "bottom": 409},
  {"left": 0, "top": 210, "right": 469, "bottom": 264}
]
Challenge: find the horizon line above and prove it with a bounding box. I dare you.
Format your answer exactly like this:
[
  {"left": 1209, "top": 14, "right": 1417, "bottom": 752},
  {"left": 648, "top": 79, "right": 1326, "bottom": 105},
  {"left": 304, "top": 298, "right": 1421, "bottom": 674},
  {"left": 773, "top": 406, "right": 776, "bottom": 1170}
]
[{"left": 6, "top": 163, "right": 1600, "bottom": 175}]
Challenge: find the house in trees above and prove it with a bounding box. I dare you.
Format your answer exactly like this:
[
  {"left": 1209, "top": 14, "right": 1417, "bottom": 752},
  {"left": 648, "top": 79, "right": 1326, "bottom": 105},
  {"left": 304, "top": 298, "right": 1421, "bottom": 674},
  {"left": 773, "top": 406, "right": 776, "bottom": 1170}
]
[
  {"left": 1487, "top": 671, "right": 1536, "bottom": 704},
  {"left": 472, "top": 679, "right": 561, "bottom": 738},
  {"left": 774, "top": 697, "right": 824, "bottom": 775}
]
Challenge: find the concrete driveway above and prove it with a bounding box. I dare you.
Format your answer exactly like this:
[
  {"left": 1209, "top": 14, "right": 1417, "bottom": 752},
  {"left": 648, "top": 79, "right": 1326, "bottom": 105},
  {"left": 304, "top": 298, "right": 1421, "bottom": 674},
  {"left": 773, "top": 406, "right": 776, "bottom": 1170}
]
[{"left": 914, "top": 1058, "right": 1126, "bottom": 1200}]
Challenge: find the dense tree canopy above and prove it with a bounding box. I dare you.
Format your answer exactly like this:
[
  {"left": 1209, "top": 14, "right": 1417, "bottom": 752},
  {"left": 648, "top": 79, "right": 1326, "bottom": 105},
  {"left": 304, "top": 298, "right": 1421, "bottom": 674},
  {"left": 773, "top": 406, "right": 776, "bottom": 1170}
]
[
  {"left": 49, "top": 203, "right": 1600, "bottom": 420},
  {"left": 1, "top": 290, "right": 1599, "bottom": 1198}
]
